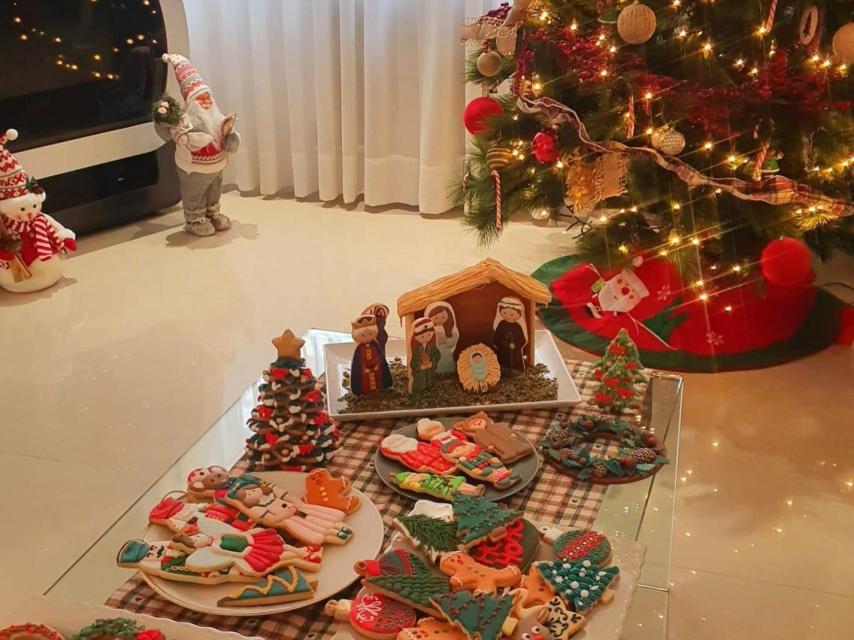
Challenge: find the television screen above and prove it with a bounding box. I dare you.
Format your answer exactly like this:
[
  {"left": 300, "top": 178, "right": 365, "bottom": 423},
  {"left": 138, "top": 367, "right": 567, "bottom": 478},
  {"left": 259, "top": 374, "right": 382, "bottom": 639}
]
[{"left": 0, "top": 0, "right": 167, "bottom": 150}]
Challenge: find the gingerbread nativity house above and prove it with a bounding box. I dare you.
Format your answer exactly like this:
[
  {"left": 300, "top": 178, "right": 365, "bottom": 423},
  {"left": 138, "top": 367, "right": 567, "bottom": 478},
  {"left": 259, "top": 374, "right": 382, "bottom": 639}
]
[{"left": 396, "top": 258, "right": 552, "bottom": 369}]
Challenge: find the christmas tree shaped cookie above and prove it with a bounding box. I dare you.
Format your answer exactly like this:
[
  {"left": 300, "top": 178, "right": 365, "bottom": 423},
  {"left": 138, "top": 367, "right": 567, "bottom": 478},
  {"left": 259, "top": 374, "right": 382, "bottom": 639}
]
[
  {"left": 245, "top": 329, "right": 340, "bottom": 471},
  {"left": 453, "top": 494, "right": 522, "bottom": 549},
  {"left": 590, "top": 329, "right": 646, "bottom": 413},
  {"left": 393, "top": 514, "right": 461, "bottom": 562},
  {"left": 534, "top": 560, "right": 619, "bottom": 613},
  {"left": 356, "top": 548, "right": 451, "bottom": 615},
  {"left": 217, "top": 566, "right": 317, "bottom": 606},
  {"left": 430, "top": 591, "right": 516, "bottom": 640}
]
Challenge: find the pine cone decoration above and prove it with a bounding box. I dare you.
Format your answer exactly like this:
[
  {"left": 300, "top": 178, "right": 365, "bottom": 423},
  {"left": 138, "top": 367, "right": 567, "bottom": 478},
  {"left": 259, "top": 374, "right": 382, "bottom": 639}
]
[
  {"left": 592, "top": 463, "right": 608, "bottom": 478},
  {"left": 632, "top": 448, "right": 658, "bottom": 463}
]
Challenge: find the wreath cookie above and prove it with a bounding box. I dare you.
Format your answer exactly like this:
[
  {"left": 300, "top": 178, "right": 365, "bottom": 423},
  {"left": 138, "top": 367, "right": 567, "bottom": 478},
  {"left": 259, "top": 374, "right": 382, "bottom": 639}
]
[
  {"left": 1, "top": 625, "right": 64, "bottom": 640},
  {"left": 540, "top": 416, "right": 668, "bottom": 485}
]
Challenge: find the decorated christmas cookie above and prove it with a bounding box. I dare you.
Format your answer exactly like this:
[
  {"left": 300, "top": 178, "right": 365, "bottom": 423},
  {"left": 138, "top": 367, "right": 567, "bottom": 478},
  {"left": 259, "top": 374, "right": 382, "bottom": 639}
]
[
  {"left": 453, "top": 494, "right": 522, "bottom": 549},
  {"left": 218, "top": 566, "right": 318, "bottom": 606},
  {"left": 71, "top": 619, "right": 155, "bottom": 640},
  {"left": 303, "top": 468, "right": 361, "bottom": 514},
  {"left": 398, "top": 618, "right": 467, "bottom": 640},
  {"left": 470, "top": 519, "right": 540, "bottom": 571},
  {"left": 534, "top": 560, "right": 619, "bottom": 613},
  {"left": 439, "top": 552, "right": 521, "bottom": 593},
  {"left": 510, "top": 606, "right": 553, "bottom": 640},
  {"left": 381, "top": 433, "right": 457, "bottom": 475},
  {"left": 541, "top": 528, "right": 612, "bottom": 567},
  {"left": 357, "top": 548, "right": 451, "bottom": 615},
  {"left": 427, "top": 428, "right": 520, "bottom": 490},
  {"left": 326, "top": 591, "right": 418, "bottom": 640},
  {"left": 430, "top": 591, "right": 516, "bottom": 640},
  {"left": 542, "top": 597, "right": 586, "bottom": 640},
  {"left": 1, "top": 625, "right": 64, "bottom": 640},
  {"left": 186, "top": 465, "right": 239, "bottom": 501},
  {"left": 513, "top": 568, "right": 556, "bottom": 607},
  {"left": 454, "top": 412, "right": 532, "bottom": 464},
  {"left": 457, "top": 344, "right": 501, "bottom": 393},
  {"left": 392, "top": 471, "right": 485, "bottom": 501},
  {"left": 393, "top": 514, "right": 460, "bottom": 562}
]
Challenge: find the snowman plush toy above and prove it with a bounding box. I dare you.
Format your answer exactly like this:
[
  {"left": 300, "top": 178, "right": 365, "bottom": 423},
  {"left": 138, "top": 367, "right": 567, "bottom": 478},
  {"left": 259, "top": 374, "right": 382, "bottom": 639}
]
[{"left": 0, "top": 129, "right": 76, "bottom": 293}]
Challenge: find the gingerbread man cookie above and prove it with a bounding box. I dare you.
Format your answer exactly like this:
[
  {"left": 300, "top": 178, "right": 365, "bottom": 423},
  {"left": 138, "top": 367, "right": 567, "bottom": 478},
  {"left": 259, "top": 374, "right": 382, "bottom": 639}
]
[
  {"left": 398, "top": 618, "right": 467, "bottom": 640},
  {"left": 303, "top": 468, "right": 361, "bottom": 514},
  {"left": 513, "top": 568, "right": 556, "bottom": 607},
  {"left": 438, "top": 552, "right": 521, "bottom": 593},
  {"left": 510, "top": 606, "right": 553, "bottom": 640},
  {"left": 1, "top": 625, "right": 64, "bottom": 640},
  {"left": 326, "top": 591, "right": 418, "bottom": 640},
  {"left": 454, "top": 412, "right": 532, "bottom": 464}
]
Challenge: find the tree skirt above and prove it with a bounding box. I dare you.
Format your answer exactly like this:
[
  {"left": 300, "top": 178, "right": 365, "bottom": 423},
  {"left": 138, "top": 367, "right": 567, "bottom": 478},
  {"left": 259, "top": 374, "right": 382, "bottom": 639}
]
[{"left": 533, "top": 255, "right": 847, "bottom": 372}]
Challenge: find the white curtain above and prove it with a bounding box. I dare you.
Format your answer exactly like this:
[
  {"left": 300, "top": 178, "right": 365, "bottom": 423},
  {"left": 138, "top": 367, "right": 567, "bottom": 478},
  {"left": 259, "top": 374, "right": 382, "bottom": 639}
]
[{"left": 182, "top": 0, "right": 467, "bottom": 213}]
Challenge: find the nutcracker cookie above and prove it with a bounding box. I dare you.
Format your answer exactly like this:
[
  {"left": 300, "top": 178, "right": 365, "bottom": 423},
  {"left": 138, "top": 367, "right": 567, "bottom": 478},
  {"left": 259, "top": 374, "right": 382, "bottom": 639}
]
[
  {"left": 326, "top": 591, "right": 418, "bottom": 640},
  {"left": 1, "top": 625, "right": 64, "bottom": 640},
  {"left": 470, "top": 519, "right": 540, "bottom": 571},
  {"left": 218, "top": 566, "right": 318, "bottom": 606},
  {"left": 303, "top": 468, "right": 361, "bottom": 514},
  {"left": 454, "top": 412, "right": 532, "bottom": 464},
  {"left": 438, "top": 552, "right": 521, "bottom": 593},
  {"left": 391, "top": 471, "right": 485, "bottom": 501}
]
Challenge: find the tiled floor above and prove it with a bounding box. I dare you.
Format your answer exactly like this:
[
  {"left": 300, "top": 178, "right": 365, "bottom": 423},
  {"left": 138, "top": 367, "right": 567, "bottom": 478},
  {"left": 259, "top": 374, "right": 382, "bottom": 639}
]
[{"left": 1, "top": 193, "right": 852, "bottom": 637}]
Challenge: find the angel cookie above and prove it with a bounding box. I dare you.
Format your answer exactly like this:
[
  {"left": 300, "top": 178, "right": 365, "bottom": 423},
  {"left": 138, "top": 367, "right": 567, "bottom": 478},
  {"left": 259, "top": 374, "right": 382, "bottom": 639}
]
[{"left": 454, "top": 412, "right": 532, "bottom": 464}]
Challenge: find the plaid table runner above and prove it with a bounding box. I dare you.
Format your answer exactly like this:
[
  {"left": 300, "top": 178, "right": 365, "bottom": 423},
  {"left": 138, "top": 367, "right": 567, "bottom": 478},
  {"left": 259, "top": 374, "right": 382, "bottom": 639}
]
[{"left": 106, "top": 360, "right": 646, "bottom": 639}]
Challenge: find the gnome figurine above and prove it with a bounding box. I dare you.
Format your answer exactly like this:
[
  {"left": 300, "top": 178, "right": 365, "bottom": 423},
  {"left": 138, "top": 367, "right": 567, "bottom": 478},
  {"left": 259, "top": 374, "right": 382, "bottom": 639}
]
[
  {"left": 0, "top": 129, "right": 76, "bottom": 293},
  {"left": 154, "top": 53, "right": 240, "bottom": 237}
]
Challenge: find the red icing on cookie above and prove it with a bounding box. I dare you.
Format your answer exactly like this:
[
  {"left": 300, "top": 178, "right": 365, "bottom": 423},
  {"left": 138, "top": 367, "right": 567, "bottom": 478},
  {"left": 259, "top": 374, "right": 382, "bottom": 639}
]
[
  {"left": 0, "top": 624, "right": 64, "bottom": 640},
  {"left": 557, "top": 531, "right": 606, "bottom": 560},
  {"left": 470, "top": 519, "right": 525, "bottom": 567},
  {"left": 350, "top": 592, "right": 417, "bottom": 635}
]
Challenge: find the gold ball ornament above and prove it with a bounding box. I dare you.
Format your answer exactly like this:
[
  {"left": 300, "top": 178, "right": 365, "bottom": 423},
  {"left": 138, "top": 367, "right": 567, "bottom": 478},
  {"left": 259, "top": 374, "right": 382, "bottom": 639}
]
[
  {"left": 476, "top": 50, "right": 503, "bottom": 77},
  {"left": 617, "top": 2, "right": 657, "bottom": 45},
  {"left": 651, "top": 127, "right": 686, "bottom": 156},
  {"left": 530, "top": 208, "right": 551, "bottom": 221},
  {"left": 832, "top": 23, "right": 854, "bottom": 64},
  {"left": 486, "top": 146, "right": 513, "bottom": 170}
]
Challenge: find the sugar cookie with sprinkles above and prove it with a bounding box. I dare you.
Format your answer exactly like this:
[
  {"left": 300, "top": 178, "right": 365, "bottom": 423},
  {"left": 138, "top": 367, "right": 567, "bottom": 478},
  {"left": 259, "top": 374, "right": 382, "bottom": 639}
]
[{"left": 534, "top": 560, "right": 619, "bottom": 613}]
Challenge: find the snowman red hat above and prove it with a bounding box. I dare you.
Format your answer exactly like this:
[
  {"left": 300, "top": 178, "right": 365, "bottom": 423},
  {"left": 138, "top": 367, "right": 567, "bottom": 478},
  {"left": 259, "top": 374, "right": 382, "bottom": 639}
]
[
  {"left": 161, "top": 53, "right": 211, "bottom": 103},
  {"left": 0, "top": 129, "right": 43, "bottom": 205}
]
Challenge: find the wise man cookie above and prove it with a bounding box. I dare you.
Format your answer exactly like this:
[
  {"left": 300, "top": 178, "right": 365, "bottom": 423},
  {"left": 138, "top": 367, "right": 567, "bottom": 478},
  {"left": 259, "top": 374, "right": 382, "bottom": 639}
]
[
  {"left": 326, "top": 591, "right": 418, "bottom": 640},
  {"left": 351, "top": 313, "right": 393, "bottom": 395},
  {"left": 492, "top": 296, "right": 528, "bottom": 374},
  {"left": 218, "top": 566, "right": 318, "bottom": 606},
  {"left": 454, "top": 412, "right": 532, "bottom": 464}
]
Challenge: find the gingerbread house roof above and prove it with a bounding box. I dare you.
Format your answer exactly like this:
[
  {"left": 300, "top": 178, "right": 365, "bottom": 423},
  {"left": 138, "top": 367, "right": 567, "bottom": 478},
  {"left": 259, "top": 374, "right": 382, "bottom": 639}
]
[{"left": 397, "top": 258, "right": 552, "bottom": 316}]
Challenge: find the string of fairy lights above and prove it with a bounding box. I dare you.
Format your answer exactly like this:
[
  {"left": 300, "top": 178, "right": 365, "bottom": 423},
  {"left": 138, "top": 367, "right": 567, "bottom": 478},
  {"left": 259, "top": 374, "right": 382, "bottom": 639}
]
[
  {"left": 5, "top": 0, "right": 160, "bottom": 81},
  {"left": 480, "top": 1, "right": 851, "bottom": 309}
]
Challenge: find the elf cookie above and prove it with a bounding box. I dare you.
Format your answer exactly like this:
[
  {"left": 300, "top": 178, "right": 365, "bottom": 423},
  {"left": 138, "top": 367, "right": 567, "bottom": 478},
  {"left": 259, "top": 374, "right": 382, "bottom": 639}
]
[
  {"left": 540, "top": 527, "right": 612, "bottom": 567},
  {"left": 357, "top": 548, "right": 451, "bottom": 615},
  {"left": 430, "top": 591, "right": 516, "bottom": 640},
  {"left": 454, "top": 412, "right": 532, "bottom": 464},
  {"left": 1, "top": 625, "right": 64, "bottom": 640},
  {"left": 392, "top": 471, "right": 485, "bottom": 501},
  {"left": 453, "top": 494, "right": 522, "bottom": 549},
  {"left": 326, "top": 591, "right": 418, "bottom": 640},
  {"left": 534, "top": 560, "right": 619, "bottom": 613},
  {"left": 428, "top": 429, "right": 520, "bottom": 490},
  {"left": 439, "top": 552, "right": 521, "bottom": 593},
  {"left": 218, "top": 566, "right": 317, "bottom": 606},
  {"left": 398, "top": 618, "right": 467, "bottom": 640},
  {"left": 393, "top": 514, "right": 460, "bottom": 562},
  {"left": 381, "top": 433, "right": 457, "bottom": 475},
  {"left": 71, "top": 619, "right": 157, "bottom": 640},
  {"left": 470, "top": 519, "right": 540, "bottom": 571},
  {"left": 303, "top": 468, "right": 361, "bottom": 514}
]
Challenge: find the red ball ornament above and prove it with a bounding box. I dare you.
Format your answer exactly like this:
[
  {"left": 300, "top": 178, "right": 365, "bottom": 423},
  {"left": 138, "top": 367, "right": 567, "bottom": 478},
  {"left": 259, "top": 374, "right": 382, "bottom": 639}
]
[
  {"left": 760, "top": 238, "right": 814, "bottom": 287},
  {"left": 531, "top": 131, "right": 559, "bottom": 163},
  {"left": 464, "top": 96, "right": 503, "bottom": 134}
]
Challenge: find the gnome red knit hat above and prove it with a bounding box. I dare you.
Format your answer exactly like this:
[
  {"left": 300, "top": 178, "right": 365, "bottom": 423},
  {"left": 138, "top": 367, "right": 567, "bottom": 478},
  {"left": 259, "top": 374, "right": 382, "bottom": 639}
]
[
  {"left": 0, "top": 129, "right": 30, "bottom": 203},
  {"left": 162, "top": 53, "right": 211, "bottom": 103}
]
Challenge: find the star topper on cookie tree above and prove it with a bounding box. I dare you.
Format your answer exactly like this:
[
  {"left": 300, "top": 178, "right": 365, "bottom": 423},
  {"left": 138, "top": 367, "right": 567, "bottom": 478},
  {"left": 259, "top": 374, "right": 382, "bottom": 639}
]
[{"left": 455, "top": 0, "right": 852, "bottom": 286}]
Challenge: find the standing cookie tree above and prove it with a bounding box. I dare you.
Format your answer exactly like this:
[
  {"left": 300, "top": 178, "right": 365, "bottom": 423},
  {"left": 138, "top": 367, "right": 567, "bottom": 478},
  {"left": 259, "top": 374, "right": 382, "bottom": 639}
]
[
  {"left": 245, "top": 330, "right": 340, "bottom": 471},
  {"left": 590, "top": 329, "right": 646, "bottom": 412}
]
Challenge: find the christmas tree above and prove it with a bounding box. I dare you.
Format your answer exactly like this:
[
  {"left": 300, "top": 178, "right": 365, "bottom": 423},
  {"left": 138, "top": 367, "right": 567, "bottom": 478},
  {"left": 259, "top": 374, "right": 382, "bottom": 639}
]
[
  {"left": 591, "top": 328, "right": 646, "bottom": 411},
  {"left": 430, "top": 591, "right": 515, "bottom": 640},
  {"left": 452, "top": 494, "right": 522, "bottom": 547},
  {"left": 361, "top": 550, "right": 451, "bottom": 613},
  {"left": 457, "top": 1, "right": 852, "bottom": 284},
  {"left": 245, "top": 330, "right": 340, "bottom": 471},
  {"left": 393, "top": 514, "right": 461, "bottom": 561},
  {"left": 535, "top": 560, "right": 620, "bottom": 612}
]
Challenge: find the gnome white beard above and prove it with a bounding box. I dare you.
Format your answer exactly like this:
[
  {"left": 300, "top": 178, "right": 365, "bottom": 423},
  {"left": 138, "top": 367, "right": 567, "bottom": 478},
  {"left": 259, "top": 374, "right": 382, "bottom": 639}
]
[{"left": 184, "top": 98, "right": 226, "bottom": 146}]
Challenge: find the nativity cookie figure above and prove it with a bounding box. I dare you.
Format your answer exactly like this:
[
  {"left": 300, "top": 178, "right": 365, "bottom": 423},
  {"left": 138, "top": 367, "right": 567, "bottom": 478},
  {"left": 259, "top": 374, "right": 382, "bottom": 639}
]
[
  {"left": 0, "top": 129, "right": 76, "bottom": 293},
  {"left": 154, "top": 53, "right": 240, "bottom": 237},
  {"left": 493, "top": 296, "right": 528, "bottom": 373},
  {"left": 361, "top": 302, "right": 391, "bottom": 353},
  {"left": 409, "top": 317, "right": 441, "bottom": 395},
  {"left": 350, "top": 313, "right": 393, "bottom": 395},
  {"left": 425, "top": 300, "right": 460, "bottom": 374},
  {"left": 457, "top": 344, "right": 501, "bottom": 393}
]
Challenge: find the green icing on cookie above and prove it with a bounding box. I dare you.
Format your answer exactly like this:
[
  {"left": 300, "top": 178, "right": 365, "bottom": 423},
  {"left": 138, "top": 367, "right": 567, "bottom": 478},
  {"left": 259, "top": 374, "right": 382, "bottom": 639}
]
[
  {"left": 366, "top": 572, "right": 450, "bottom": 610},
  {"left": 231, "top": 567, "right": 314, "bottom": 600},
  {"left": 535, "top": 560, "right": 620, "bottom": 612},
  {"left": 394, "top": 514, "right": 460, "bottom": 560},
  {"left": 431, "top": 591, "right": 513, "bottom": 640},
  {"left": 552, "top": 530, "right": 611, "bottom": 566},
  {"left": 219, "top": 534, "right": 250, "bottom": 553},
  {"left": 452, "top": 494, "right": 521, "bottom": 546},
  {"left": 73, "top": 619, "right": 143, "bottom": 640}
]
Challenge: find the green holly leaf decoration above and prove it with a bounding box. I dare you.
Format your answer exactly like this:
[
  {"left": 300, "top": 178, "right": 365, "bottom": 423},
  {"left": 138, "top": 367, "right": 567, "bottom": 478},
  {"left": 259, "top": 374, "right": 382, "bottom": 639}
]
[
  {"left": 603, "top": 459, "right": 623, "bottom": 475},
  {"left": 636, "top": 463, "right": 655, "bottom": 472}
]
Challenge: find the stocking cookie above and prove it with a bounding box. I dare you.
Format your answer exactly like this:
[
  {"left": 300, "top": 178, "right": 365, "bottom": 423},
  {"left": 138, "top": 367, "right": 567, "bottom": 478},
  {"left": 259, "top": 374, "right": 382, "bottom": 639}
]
[
  {"left": 357, "top": 548, "right": 451, "bottom": 615},
  {"left": 304, "top": 468, "right": 361, "bottom": 514},
  {"left": 326, "top": 591, "right": 418, "bottom": 640},
  {"left": 430, "top": 591, "right": 516, "bottom": 640},
  {"left": 454, "top": 412, "right": 532, "bottom": 464},
  {"left": 534, "top": 560, "right": 619, "bottom": 613},
  {"left": 218, "top": 566, "right": 317, "bottom": 606},
  {"left": 452, "top": 494, "right": 522, "bottom": 549},
  {"left": 398, "top": 618, "right": 467, "bottom": 640},
  {"left": 470, "top": 519, "right": 540, "bottom": 571},
  {"left": 541, "top": 528, "right": 612, "bottom": 567},
  {"left": 1, "top": 625, "right": 64, "bottom": 640},
  {"left": 392, "top": 471, "right": 485, "bottom": 501},
  {"left": 438, "top": 552, "right": 521, "bottom": 593},
  {"left": 393, "top": 514, "right": 460, "bottom": 562},
  {"left": 381, "top": 433, "right": 457, "bottom": 475}
]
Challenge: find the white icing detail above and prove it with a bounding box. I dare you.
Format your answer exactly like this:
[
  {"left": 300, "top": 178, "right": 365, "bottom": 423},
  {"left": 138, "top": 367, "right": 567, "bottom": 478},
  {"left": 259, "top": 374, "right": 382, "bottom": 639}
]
[
  {"left": 382, "top": 434, "right": 419, "bottom": 453},
  {"left": 570, "top": 581, "right": 580, "bottom": 589}
]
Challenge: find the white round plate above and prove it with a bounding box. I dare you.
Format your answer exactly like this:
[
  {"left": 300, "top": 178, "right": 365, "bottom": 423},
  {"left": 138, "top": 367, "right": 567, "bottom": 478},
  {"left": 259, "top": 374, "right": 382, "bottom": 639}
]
[{"left": 138, "top": 471, "right": 385, "bottom": 616}]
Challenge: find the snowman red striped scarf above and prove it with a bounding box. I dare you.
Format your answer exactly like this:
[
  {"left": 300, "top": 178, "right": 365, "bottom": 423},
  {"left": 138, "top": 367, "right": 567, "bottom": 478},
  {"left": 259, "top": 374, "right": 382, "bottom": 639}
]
[{"left": 2, "top": 213, "right": 62, "bottom": 263}]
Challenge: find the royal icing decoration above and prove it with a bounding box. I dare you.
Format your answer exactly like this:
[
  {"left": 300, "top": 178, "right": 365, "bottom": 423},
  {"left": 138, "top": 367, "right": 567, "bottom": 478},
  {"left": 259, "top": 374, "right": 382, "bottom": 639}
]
[
  {"left": 454, "top": 412, "right": 532, "bottom": 464},
  {"left": 534, "top": 561, "right": 619, "bottom": 612},
  {"left": 303, "top": 468, "right": 361, "bottom": 514},
  {"left": 439, "top": 552, "right": 522, "bottom": 593},
  {"left": 470, "top": 519, "right": 540, "bottom": 570},
  {"left": 217, "top": 566, "right": 317, "bottom": 606},
  {"left": 453, "top": 494, "right": 522, "bottom": 548},
  {"left": 552, "top": 530, "right": 611, "bottom": 567},
  {"left": 392, "top": 471, "right": 485, "bottom": 501},
  {"left": 430, "top": 591, "right": 515, "bottom": 640},
  {"left": 393, "top": 514, "right": 460, "bottom": 562},
  {"left": 381, "top": 434, "right": 457, "bottom": 475},
  {"left": 1, "top": 625, "right": 65, "bottom": 640}
]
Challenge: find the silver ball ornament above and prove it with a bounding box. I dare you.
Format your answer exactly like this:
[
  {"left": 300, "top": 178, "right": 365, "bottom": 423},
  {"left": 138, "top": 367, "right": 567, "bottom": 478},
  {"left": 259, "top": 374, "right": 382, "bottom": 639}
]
[
  {"left": 476, "top": 50, "right": 503, "bottom": 77},
  {"left": 531, "top": 208, "right": 551, "bottom": 221}
]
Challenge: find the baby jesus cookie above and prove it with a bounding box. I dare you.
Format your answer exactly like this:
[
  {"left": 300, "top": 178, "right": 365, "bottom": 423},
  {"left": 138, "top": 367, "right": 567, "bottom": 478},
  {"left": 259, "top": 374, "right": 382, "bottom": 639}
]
[{"left": 453, "top": 412, "right": 532, "bottom": 464}]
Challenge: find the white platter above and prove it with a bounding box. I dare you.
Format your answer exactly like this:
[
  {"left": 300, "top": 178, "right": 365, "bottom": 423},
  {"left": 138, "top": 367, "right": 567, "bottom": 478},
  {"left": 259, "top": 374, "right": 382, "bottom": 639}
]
[
  {"left": 136, "top": 471, "right": 385, "bottom": 617},
  {"left": 325, "top": 330, "right": 581, "bottom": 421}
]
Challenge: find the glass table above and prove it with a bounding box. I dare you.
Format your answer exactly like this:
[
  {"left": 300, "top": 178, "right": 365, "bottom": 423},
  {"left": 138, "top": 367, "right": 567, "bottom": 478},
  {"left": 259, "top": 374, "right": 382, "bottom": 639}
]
[{"left": 47, "top": 329, "right": 682, "bottom": 639}]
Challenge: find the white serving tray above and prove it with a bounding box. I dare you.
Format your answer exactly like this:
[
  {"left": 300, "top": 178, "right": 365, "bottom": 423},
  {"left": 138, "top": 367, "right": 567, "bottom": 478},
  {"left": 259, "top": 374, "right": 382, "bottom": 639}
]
[
  {"left": 325, "top": 330, "right": 581, "bottom": 421},
  {"left": 8, "top": 596, "right": 261, "bottom": 640}
]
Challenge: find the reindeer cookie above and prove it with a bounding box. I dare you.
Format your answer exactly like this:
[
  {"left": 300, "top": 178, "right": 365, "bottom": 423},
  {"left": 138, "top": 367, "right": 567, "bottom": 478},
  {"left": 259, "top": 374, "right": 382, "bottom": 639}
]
[
  {"left": 510, "top": 605, "right": 553, "bottom": 640},
  {"left": 438, "top": 552, "right": 521, "bottom": 593},
  {"left": 303, "top": 468, "right": 361, "bottom": 514}
]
